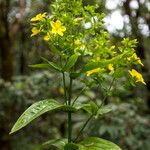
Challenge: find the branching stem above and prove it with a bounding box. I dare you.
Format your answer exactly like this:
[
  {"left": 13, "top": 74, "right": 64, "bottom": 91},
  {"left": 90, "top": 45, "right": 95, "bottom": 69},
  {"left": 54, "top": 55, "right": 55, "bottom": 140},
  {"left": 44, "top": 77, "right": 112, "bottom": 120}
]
[
  {"left": 73, "top": 78, "right": 115, "bottom": 142},
  {"left": 72, "top": 86, "right": 87, "bottom": 106}
]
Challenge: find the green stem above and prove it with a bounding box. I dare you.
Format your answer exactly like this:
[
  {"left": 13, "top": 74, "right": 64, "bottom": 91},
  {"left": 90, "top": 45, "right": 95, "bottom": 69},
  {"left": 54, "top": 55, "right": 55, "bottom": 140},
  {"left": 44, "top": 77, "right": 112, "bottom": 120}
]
[
  {"left": 73, "top": 78, "right": 115, "bottom": 142},
  {"left": 68, "top": 77, "right": 73, "bottom": 143},
  {"left": 99, "top": 78, "right": 115, "bottom": 108},
  {"left": 62, "top": 72, "right": 67, "bottom": 104},
  {"left": 72, "top": 86, "right": 87, "bottom": 106},
  {"left": 74, "top": 115, "right": 93, "bottom": 142},
  {"left": 68, "top": 112, "right": 72, "bottom": 143}
]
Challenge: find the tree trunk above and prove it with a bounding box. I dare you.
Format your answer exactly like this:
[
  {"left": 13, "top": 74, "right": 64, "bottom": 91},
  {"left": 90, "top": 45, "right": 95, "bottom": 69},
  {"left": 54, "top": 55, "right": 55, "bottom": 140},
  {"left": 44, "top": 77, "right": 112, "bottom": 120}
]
[{"left": 0, "top": 0, "right": 13, "bottom": 81}]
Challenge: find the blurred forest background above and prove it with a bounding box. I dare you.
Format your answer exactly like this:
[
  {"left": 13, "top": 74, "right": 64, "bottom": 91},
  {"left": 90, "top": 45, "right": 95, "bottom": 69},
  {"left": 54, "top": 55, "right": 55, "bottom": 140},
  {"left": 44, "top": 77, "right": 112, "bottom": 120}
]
[{"left": 0, "top": 0, "right": 150, "bottom": 150}]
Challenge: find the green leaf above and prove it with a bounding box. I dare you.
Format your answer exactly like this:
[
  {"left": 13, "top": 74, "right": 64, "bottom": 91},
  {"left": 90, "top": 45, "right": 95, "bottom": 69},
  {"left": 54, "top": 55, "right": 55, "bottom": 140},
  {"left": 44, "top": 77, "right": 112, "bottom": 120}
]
[
  {"left": 96, "top": 105, "right": 112, "bottom": 118},
  {"left": 82, "top": 101, "right": 98, "bottom": 116},
  {"left": 81, "top": 102, "right": 112, "bottom": 118},
  {"left": 64, "top": 54, "right": 78, "bottom": 71},
  {"left": 70, "top": 72, "right": 82, "bottom": 79},
  {"left": 41, "top": 57, "right": 62, "bottom": 72},
  {"left": 48, "top": 43, "right": 63, "bottom": 55},
  {"left": 10, "top": 99, "right": 63, "bottom": 134},
  {"left": 78, "top": 137, "right": 122, "bottom": 150},
  {"left": 73, "top": 102, "right": 90, "bottom": 110},
  {"left": 113, "top": 68, "right": 125, "bottom": 78},
  {"left": 64, "top": 143, "right": 79, "bottom": 150},
  {"left": 97, "top": 105, "right": 112, "bottom": 115},
  {"left": 43, "top": 139, "right": 67, "bottom": 150},
  {"left": 62, "top": 105, "right": 77, "bottom": 112},
  {"left": 29, "top": 63, "right": 51, "bottom": 69},
  {"left": 90, "top": 101, "right": 98, "bottom": 115},
  {"left": 81, "top": 61, "right": 108, "bottom": 73},
  {"left": 81, "top": 62, "right": 100, "bottom": 72},
  {"left": 81, "top": 53, "right": 127, "bottom": 73}
]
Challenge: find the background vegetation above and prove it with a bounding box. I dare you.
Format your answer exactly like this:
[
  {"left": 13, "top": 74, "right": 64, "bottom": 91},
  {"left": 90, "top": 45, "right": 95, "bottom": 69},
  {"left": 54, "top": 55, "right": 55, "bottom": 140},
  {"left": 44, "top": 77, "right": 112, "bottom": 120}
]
[{"left": 0, "top": 0, "right": 149, "bottom": 150}]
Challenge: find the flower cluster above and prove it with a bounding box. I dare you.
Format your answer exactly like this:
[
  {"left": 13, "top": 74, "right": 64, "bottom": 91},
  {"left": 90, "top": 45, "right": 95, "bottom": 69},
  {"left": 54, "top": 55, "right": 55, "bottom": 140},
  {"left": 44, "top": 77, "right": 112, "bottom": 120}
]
[
  {"left": 31, "top": 12, "right": 47, "bottom": 22},
  {"left": 86, "top": 68, "right": 101, "bottom": 76},
  {"left": 31, "top": 13, "right": 66, "bottom": 39},
  {"left": 128, "top": 53, "right": 144, "bottom": 66},
  {"left": 129, "top": 69, "right": 146, "bottom": 85},
  {"left": 30, "top": 6, "right": 146, "bottom": 87}
]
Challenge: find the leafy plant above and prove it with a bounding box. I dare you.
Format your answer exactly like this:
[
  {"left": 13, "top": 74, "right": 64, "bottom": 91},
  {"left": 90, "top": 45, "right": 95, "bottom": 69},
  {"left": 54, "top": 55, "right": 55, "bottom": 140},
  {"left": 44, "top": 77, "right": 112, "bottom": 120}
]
[{"left": 10, "top": 0, "right": 145, "bottom": 149}]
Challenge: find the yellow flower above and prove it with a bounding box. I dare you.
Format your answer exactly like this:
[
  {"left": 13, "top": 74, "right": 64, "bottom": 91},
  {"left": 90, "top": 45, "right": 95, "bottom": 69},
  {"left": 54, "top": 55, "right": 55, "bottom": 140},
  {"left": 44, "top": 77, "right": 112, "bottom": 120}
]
[
  {"left": 31, "top": 12, "right": 47, "bottom": 22},
  {"left": 44, "top": 31, "right": 51, "bottom": 41},
  {"left": 128, "top": 53, "right": 144, "bottom": 66},
  {"left": 128, "top": 69, "right": 146, "bottom": 85},
  {"left": 108, "top": 64, "right": 114, "bottom": 71},
  {"left": 31, "top": 27, "right": 40, "bottom": 36},
  {"left": 44, "top": 35, "right": 50, "bottom": 41},
  {"left": 50, "top": 20, "right": 66, "bottom": 36},
  {"left": 86, "top": 68, "right": 100, "bottom": 76}
]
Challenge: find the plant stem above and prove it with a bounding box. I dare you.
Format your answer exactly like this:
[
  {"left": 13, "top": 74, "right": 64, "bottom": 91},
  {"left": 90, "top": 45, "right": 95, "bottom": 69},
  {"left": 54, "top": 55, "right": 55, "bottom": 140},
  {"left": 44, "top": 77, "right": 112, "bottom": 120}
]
[
  {"left": 72, "top": 86, "right": 87, "bottom": 106},
  {"left": 73, "top": 78, "right": 115, "bottom": 142},
  {"left": 68, "top": 112, "right": 72, "bottom": 143},
  {"left": 68, "top": 77, "right": 73, "bottom": 143},
  {"left": 62, "top": 72, "right": 67, "bottom": 104},
  {"left": 74, "top": 115, "right": 93, "bottom": 142},
  {"left": 99, "top": 78, "right": 115, "bottom": 108}
]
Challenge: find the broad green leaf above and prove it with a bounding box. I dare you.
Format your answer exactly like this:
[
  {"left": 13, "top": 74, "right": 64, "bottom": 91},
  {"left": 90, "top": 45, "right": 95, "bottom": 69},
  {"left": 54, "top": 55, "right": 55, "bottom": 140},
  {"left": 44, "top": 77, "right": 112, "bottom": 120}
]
[
  {"left": 43, "top": 139, "right": 67, "bottom": 150},
  {"left": 41, "top": 57, "right": 62, "bottom": 72},
  {"left": 64, "top": 54, "right": 78, "bottom": 71},
  {"left": 78, "top": 137, "right": 122, "bottom": 150},
  {"left": 64, "top": 143, "right": 79, "bottom": 150},
  {"left": 29, "top": 63, "right": 51, "bottom": 69},
  {"left": 10, "top": 99, "right": 63, "bottom": 134}
]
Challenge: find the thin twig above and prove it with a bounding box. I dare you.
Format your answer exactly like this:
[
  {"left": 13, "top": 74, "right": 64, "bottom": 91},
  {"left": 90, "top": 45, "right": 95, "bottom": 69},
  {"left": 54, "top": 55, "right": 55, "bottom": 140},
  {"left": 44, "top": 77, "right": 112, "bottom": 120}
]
[
  {"left": 73, "top": 115, "right": 93, "bottom": 142},
  {"left": 72, "top": 86, "right": 87, "bottom": 106},
  {"left": 98, "top": 78, "right": 115, "bottom": 108}
]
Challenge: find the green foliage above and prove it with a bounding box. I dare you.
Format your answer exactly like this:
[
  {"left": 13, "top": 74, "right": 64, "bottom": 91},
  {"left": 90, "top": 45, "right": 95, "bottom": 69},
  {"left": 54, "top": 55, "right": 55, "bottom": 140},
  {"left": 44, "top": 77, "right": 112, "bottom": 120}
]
[
  {"left": 78, "top": 137, "right": 121, "bottom": 150},
  {"left": 41, "top": 57, "right": 62, "bottom": 72},
  {"left": 0, "top": 71, "right": 149, "bottom": 149},
  {"left": 64, "top": 54, "right": 79, "bottom": 71},
  {"left": 9, "top": 0, "right": 146, "bottom": 149},
  {"left": 10, "top": 99, "right": 63, "bottom": 134},
  {"left": 43, "top": 139, "right": 67, "bottom": 150},
  {"left": 42, "top": 137, "right": 122, "bottom": 150},
  {"left": 89, "top": 102, "right": 150, "bottom": 150}
]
